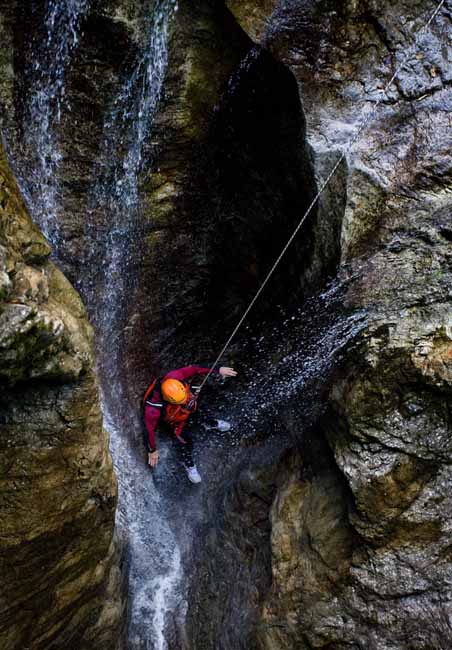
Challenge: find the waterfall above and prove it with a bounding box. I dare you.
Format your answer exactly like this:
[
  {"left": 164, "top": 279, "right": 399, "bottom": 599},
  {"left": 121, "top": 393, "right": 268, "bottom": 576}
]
[
  {"left": 106, "top": 409, "right": 182, "bottom": 650},
  {"left": 84, "top": 0, "right": 176, "bottom": 350},
  {"left": 84, "top": 2, "right": 179, "bottom": 649},
  {"left": 86, "top": 17, "right": 362, "bottom": 647},
  {"left": 20, "top": 0, "right": 90, "bottom": 251}
]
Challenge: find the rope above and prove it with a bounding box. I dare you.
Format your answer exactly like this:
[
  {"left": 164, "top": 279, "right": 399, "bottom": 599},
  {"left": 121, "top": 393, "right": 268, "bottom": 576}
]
[{"left": 196, "top": 0, "right": 447, "bottom": 394}]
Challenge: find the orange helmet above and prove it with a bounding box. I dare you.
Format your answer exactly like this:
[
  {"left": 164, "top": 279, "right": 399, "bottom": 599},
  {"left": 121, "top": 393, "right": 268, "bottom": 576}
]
[{"left": 161, "top": 379, "right": 187, "bottom": 404}]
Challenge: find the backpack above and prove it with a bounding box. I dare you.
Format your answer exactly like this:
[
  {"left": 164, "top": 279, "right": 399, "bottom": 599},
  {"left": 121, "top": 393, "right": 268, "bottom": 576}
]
[{"left": 142, "top": 377, "right": 164, "bottom": 411}]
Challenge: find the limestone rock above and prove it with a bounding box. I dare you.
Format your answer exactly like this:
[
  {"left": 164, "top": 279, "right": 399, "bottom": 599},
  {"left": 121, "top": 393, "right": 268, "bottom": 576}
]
[
  {"left": 0, "top": 141, "right": 124, "bottom": 649},
  {"left": 0, "top": 144, "right": 92, "bottom": 385},
  {"left": 223, "top": 1, "right": 452, "bottom": 648},
  {"left": 257, "top": 451, "right": 355, "bottom": 650},
  {"left": 1, "top": 1, "right": 451, "bottom": 648},
  {"left": 225, "top": 0, "right": 279, "bottom": 43}
]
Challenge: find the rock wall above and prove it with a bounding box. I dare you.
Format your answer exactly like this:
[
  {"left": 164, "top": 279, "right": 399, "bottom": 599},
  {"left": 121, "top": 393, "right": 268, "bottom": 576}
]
[
  {"left": 95, "top": 0, "right": 325, "bottom": 388},
  {"left": 1, "top": 1, "right": 451, "bottom": 648},
  {"left": 222, "top": 1, "right": 452, "bottom": 648},
  {"left": 0, "top": 140, "right": 124, "bottom": 649}
]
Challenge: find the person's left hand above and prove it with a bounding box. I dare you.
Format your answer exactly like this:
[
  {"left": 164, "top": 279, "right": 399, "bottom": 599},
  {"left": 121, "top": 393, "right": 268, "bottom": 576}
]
[{"left": 219, "top": 366, "right": 237, "bottom": 377}]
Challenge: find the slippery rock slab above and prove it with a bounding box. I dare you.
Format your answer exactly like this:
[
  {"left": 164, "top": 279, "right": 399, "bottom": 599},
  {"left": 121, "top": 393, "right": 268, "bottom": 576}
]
[{"left": 0, "top": 142, "right": 124, "bottom": 649}]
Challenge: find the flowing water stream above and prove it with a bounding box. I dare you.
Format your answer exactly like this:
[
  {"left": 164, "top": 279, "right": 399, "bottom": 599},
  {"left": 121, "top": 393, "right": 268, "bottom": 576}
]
[
  {"left": 79, "top": 1, "right": 180, "bottom": 647},
  {"left": 83, "top": 0, "right": 176, "bottom": 328},
  {"left": 17, "top": 0, "right": 91, "bottom": 253}
]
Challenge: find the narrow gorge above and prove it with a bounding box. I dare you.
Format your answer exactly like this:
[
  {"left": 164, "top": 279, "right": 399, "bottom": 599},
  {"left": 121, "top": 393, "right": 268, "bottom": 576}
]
[{"left": 0, "top": 1, "right": 451, "bottom": 649}]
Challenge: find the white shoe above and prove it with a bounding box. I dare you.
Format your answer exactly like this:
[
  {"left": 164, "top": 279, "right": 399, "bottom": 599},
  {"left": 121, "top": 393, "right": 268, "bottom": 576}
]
[
  {"left": 215, "top": 419, "right": 231, "bottom": 432},
  {"left": 201, "top": 419, "right": 232, "bottom": 433},
  {"left": 185, "top": 464, "right": 202, "bottom": 484}
]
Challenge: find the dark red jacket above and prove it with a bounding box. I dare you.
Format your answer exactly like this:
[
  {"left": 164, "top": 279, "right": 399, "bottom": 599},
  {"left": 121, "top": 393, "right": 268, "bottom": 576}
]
[{"left": 144, "top": 365, "right": 218, "bottom": 452}]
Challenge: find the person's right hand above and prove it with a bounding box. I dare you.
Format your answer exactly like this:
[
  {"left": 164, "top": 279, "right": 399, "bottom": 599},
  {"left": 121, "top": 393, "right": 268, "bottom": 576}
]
[{"left": 148, "top": 450, "right": 159, "bottom": 468}]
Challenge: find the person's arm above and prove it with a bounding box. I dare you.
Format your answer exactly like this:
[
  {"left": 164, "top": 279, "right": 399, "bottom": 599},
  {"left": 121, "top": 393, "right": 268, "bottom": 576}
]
[
  {"left": 144, "top": 405, "right": 161, "bottom": 468},
  {"left": 165, "top": 365, "right": 216, "bottom": 381},
  {"left": 166, "top": 365, "right": 237, "bottom": 381}
]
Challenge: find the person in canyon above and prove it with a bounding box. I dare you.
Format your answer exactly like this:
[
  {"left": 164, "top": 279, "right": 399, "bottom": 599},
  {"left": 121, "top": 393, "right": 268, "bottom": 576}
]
[{"left": 144, "top": 365, "right": 238, "bottom": 483}]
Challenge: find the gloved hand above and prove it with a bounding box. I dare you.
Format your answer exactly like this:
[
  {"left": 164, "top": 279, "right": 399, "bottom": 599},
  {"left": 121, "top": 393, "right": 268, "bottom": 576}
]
[{"left": 219, "top": 366, "right": 237, "bottom": 377}]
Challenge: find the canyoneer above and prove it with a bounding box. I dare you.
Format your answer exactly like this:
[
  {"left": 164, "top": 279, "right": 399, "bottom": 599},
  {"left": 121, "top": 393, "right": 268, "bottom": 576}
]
[{"left": 143, "top": 365, "right": 237, "bottom": 483}]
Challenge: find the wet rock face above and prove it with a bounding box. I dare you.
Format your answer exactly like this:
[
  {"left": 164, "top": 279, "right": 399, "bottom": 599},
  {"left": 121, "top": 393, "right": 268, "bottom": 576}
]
[
  {"left": 221, "top": 1, "right": 452, "bottom": 649},
  {"left": 133, "top": 0, "right": 323, "bottom": 382},
  {"left": 5, "top": 0, "right": 142, "bottom": 275},
  {"left": 0, "top": 0, "right": 326, "bottom": 390},
  {"left": 1, "top": 0, "right": 311, "bottom": 389},
  {"left": 0, "top": 0, "right": 450, "bottom": 648},
  {"left": 0, "top": 148, "right": 90, "bottom": 384},
  {"left": 185, "top": 457, "right": 279, "bottom": 650},
  {"left": 1, "top": 3, "right": 327, "bottom": 648},
  {"left": 0, "top": 142, "right": 123, "bottom": 649}
]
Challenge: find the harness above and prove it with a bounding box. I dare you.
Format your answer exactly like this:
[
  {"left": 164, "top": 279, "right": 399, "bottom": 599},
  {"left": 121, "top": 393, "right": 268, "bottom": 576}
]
[{"left": 164, "top": 397, "right": 197, "bottom": 426}]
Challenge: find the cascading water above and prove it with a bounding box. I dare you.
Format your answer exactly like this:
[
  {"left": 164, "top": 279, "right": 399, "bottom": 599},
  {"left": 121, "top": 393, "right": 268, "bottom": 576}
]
[
  {"left": 239, "top": 279, "right": 366, "bottom": 427},
  {"left": 84, "top": 0, "right": 176, "bottom": 353},
  {"left": 197, "top": 279, "right": 367, "bottom": 457},
  {"left": 11, "top": 0, "right": 180, "bottom": 647},
  {"left": 18, "top": 0, "right": 90, "bottom": 251},
  {"left": 83, "top": 2, "right": 180, "bottom": 648}
]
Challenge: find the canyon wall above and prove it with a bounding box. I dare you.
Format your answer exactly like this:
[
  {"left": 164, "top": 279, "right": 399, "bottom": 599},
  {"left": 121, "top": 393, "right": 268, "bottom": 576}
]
[
  {"left": 1, "top": 1, "right": 451, "bottom": 648},
  {"left": 223, "top": 1, "right": 452, "bottom": 648},
  {"left": 0, "top": 140, "right": 124, "bottom": 649}
]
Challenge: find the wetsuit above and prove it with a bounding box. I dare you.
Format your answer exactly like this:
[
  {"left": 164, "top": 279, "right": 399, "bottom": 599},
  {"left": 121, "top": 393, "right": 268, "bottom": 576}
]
[{"left": 144, "top": 365, "right": 219, "bottom": 466}]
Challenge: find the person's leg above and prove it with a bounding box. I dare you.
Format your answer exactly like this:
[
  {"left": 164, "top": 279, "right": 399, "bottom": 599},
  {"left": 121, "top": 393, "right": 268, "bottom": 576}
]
[
  {"left": 201, "top": 417, "right": 231, "bottom": 432},
  {"left": 176, "top": 429, "right": 194, "bottom": 467},
  {"left": 176, "top": 429, "right": 202, "bottom": 483}
]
